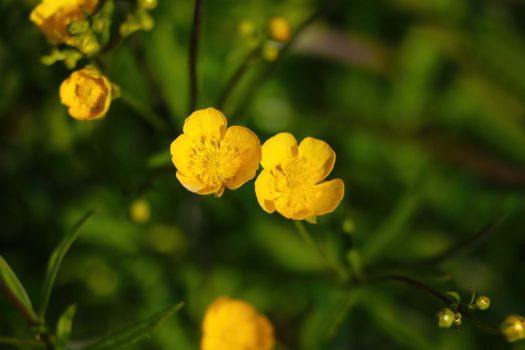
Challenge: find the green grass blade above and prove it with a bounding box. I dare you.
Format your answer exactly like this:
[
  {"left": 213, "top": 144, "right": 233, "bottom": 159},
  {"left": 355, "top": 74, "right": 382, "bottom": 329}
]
[
  {"left": 82, "top": 303, "right": 184, "bottom": 350},
  {"left": 38, "top": 210, "right": 95, "bottom": 319},
  {"left": 56, "top": 304, "right": 76, "bottom": 349}
]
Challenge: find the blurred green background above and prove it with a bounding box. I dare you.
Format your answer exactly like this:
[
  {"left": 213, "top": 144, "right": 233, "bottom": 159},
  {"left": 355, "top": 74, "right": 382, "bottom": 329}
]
[{"left": 1, "top": 0, "right": 525, "bottom": 349}]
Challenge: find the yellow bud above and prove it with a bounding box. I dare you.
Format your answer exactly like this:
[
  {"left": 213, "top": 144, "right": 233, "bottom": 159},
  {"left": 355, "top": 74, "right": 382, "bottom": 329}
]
[
  {"left": 501, "top": 315, "right": 525, "bottom": 343},
  {"left": 59, "top": 67, "right": 115, "bottom": 120},
  {"left": 130, "top": 199, "right": 151, "bottom": 224},
  {"left": 140, "top": 12, "right": 154, "bottom": 31},
  {"left": 262, "top": 42, "right": 280, "bottom": 61},
  {"left": 476, "top": 296, "right": 490, "bottom": 310},
  {"left": 267, "top": 17, "right": 292, "bottom": 42},
  {"left": 437, "top": 308, "right": 455, "bottom": 328},
  {"left": 238, "top": 20, "right": 255, "bottom": 37}
]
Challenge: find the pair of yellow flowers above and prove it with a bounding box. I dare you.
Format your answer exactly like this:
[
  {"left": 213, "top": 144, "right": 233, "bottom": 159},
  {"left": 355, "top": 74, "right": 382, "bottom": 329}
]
[{"left": 171, "top": 108, "right": 345, "bottom": 221}]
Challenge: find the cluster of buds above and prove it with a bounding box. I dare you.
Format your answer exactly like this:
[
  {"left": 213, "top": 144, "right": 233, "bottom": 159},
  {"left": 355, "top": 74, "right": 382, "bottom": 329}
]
[
  {"left": 237, "top": 16, "right": 293, "bottom": 61},
  {"left": 437, "top": 294, "right": 491, "bottom": 329},
  {"left": 120, "top": 0, "right": 158, "bottom": 37}
]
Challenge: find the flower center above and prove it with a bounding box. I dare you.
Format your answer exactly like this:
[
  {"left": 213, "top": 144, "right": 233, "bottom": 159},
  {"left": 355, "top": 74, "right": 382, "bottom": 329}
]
[{"left": 74, "top": 76, "right": 105, "bottom": 112}]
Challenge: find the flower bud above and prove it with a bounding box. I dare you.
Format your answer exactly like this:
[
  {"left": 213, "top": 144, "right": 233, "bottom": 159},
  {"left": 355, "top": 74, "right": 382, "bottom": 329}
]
[
  {"left": 267, "top": 17, "right": 291, "bottom": 42},
  {"left": 475, "top": 296, "right": 490, "bottom": 310},
  {"left": 59, "top": 67, "right": 116, "bottom": 121},
  {"left": 130, "top": 199, "right": 151, "bottom": 224},
  {"left": 139, "top": 0, "right": 158, "bottom": 10},
  {"left": 437, "top": 308, "right": 455, "bottom": 328},
  {"left": 453, "top": 312, "right": 462, "bottom": 326},
  {"left": 501, "top": 315, "right": 525, "bottom": 343}
]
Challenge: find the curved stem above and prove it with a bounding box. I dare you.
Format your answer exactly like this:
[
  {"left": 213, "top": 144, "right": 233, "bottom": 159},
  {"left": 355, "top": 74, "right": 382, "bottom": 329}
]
[
  {"left": 216, "top": 46, "right": 261, "bottom": 110},
  {"left": 188, "top": 0, "right": 203, "bottom": 113}
]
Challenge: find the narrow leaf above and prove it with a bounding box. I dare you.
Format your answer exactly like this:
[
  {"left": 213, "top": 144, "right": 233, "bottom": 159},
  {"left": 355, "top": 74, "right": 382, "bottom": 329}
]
[
  {"left": 56, "top": 304, "right": 76, "bottom": 349},
  {"left": 39, "top": 210, "right": 94, "bottom": 319},
  {"left": 83, "top": 303, "right": 183, "bottom": 350},
  {"left": 0, "top": 255, "right": 38, "bottom": 322}
]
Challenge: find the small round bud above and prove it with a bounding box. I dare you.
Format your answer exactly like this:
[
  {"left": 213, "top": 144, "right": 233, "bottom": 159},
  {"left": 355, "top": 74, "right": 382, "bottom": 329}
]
[
  {"left": 130, "top": 198, "right": 151, "bottom": 224},
  {"left": 238, "top": 20, "right": 255, "bottom": 38},
  {"left": 453, "top": 312, "right": 462, "bottom": 326},
  {"left": 262, "top": 42, "right": 280, "bottom": 61},
  {"left": 437, "top": 308, "right": 455, "bottom": 328},
  {"left": 476, "top": 296, "right": 490, "bottom": 310},
  {"left": 501, "top": 315, "right": 525, "bottom": 343},
  {"left": 267, "top": 17, "right": 292, "bottom": 42}
]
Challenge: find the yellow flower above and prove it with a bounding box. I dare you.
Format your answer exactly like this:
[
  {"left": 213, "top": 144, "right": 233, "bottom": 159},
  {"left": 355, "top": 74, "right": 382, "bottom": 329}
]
[
  {"left": 201, "top": 297, "right": 275, "bottom": 350},
  {"left": 255, "top": 133, "right": 344, "bottom": 220},
  {"left": 268, "top": 17, "right": 291, "bottom": 42},
  {"left": 501, "top": 315, "right": 525, "bottom": 343},
  {"left": 30, "top": 0, "right": 98, "bottom": 44},
  {"left": 59, "top": 67, "right": 115, "bottom": 120},
  {"left": 170, "top": 108, "right": 261, "bottom": 197}
]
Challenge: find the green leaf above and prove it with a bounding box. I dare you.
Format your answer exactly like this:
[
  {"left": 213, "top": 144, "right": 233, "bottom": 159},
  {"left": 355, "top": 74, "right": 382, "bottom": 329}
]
[
  {"left": 39, "top": 210, "right": 95, "bottom": 319},
  {"left": 0, "top": 255, "right": 38, "bottom": 323},
  {"left": 56, "top": 304, "right": 76, "bottom": 349},
  {"left": 82, "top": 303, "right": 183, "bottom": 350}
]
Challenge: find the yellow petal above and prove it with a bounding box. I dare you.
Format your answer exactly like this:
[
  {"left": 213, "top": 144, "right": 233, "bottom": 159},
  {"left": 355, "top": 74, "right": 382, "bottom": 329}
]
[
  {"left": 309, "top": 179, "right": 345, "bottom": 216},
  {"left": 260, "top": 132, "right": 298, "bottom": 170},
  {"left": 222, "top": 126, "right": 262, "bottom": 190},
  {"left": 183, "top": 107, "right": 227, "bottom": 139},
  {"left": 170, "top": 134, "right": 193, "bottom": 174},
  {"left": 298, "top": 137, "right": 336, "bottom": 182},
  {"left": 274, "top": 196, "right": 313, "bottom": 220},
  {"left": 254, "top": 170, "right": 277, "bottom": 214},
  {"left": 175, "top": 171, "right": 220, "bottom": 195}
]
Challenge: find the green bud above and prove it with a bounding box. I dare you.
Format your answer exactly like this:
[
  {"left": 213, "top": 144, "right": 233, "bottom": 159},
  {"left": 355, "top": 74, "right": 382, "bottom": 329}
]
[
  {"left": 454, "top": 312, "right": 462, "bottom": 326},
  {"left": 68, "top": 20, "right": 90, "bottom": 35},
  {"left": 437, "top": 308, "right": 455, "bottom": 328},
  {"left": 140, "top": 12, "right": 154, "bottom": 31},
  {"left": 476, "top": 296, "right": 490, "bottom": 310}
]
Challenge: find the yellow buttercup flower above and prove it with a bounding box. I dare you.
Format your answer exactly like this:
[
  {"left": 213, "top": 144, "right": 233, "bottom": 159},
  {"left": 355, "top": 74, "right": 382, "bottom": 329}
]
[
  {"left": 501, "top": 314, "right": 525, "bottom": 342},
  {"left": 255, "top": 133, "right": 344, "bottom": 220},
  {"left": 170, "top": 108, "right": 261, "bottom": 197},
  {"left": 30, "top": 0, "right": 98, "bottom": 44},
  {"left": 268, "top": 17, "right": 291, "bottom": 42},
  {"left": 201, "top": 297, "right": 275, "bottom": 350},
  {"left": 59, "top": 67, "right": 115, "bottom": 120}
]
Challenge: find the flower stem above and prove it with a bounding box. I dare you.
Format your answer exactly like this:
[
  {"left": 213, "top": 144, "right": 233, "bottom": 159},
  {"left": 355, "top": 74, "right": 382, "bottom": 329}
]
[
  {"left": 188, "top": 0, "right": 203, "bottom": 114},
  {"left": 119, "top": 92, "right": 169, "bottom": 135},
  {"left": 216, "top": 46, "right": 261, "bottom": 110},
  {"left": 294, "top": 221, "right": 349, "bottom": 282}
]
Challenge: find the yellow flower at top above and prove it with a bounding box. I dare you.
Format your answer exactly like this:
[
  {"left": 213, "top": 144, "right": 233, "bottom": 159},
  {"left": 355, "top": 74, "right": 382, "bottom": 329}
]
[
  {"left": 268, "top": 17, "right": 291, "bottom": 42},
  {"left": 255, "top": 133, "right": 344, "bottom": 221},
  {"left": 59, "top": 67, "right": 116, "bottom": 120},
  {"left": 30, "top": 0, "right": 98, "bottom": 44},
  {"left": 170, "top": 108, "right": 261, "bottom": 197},
  {"left": 201, "top": 297, "right": 275, "bottom": 350}
]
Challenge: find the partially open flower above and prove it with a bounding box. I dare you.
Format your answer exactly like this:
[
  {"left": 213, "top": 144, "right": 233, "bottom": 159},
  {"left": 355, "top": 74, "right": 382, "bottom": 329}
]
[
  {"left": 267, "top": 17, "right": 291, "bottom": 42},
  {"left": 170, "top": 108, "right": 261, "bottom": 197},
  {"left": 501, "top": 315, "right": 525, "bottom": 343},
  {"left": 255, "top": 133, "right": 344, "bottom": 221},
  {"left": 201, "top": 297, "right": 274, "bottom": 350},
  {"left": 59, "top": 67, "right": 116, "bottom": 120},
  {"left": 30, "top": 0, "right": 98, "bottom": 45}
]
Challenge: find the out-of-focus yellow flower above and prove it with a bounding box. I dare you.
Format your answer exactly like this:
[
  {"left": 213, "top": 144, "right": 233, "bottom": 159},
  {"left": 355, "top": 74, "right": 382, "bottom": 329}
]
[
  {"left": 268, "top": 17, "right": 291, "bottom": 42},
  {"left": 170, "top": 108, "right": 261, "bottom": 197},
  {"left": 30, "top": 0, "right": 98, "bottom": 44},
  {"left": 255, "top": 133, "right": 344, "bottom": 221},
  {"left": 501, "top": 315, "right": 525, "bottom": 342},
  {"left": 201, "top": 297, "right": 275, "bottom": 350},
  {"left": 59, "top": 67, "right": 115, "bottom": 120},
  {"left": 130, "top": 198, "right": 151, "bottom": 224}
]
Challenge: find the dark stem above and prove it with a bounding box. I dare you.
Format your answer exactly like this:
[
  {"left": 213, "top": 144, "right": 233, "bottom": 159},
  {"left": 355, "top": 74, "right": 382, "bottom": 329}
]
[
  {"left": 188, "top": 0, "right": 203, "bottom": 113},
  {"left": 216, "top": 46, "right": 261, "bottom": 110}
]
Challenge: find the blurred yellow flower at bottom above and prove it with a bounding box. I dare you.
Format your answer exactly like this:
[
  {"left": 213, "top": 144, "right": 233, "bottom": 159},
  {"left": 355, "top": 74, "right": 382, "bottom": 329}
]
[
  {"left": 60, "top": 67, "right": 116, "bottom": 120},
  {"left": 501, "top": 315, "right": 525, "bottom": 342},
  {"left": 201, "top": 297, "right": 275, "bottom": 350}
]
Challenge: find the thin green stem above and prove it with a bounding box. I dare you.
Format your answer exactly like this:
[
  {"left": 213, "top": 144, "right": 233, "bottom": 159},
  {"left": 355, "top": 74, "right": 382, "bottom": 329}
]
[
  {"left": 188, "top": 0, "right": 203, "bottom": 113},
  {"left": 294, "top": 221, "right": 349, "bottom": 282},
  {"left": 216, "top": 46, "right": 261, "bottom": 110},
  {"left": 0, "top": 336, "right": 45, "bottom": 348}
]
